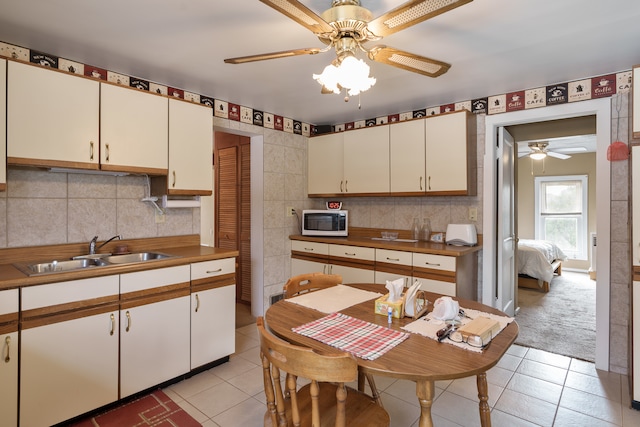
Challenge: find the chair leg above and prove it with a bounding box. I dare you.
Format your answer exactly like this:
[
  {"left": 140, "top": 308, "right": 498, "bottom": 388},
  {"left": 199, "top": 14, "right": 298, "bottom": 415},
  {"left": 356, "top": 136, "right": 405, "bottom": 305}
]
[{"left": 359, "top": 371, "right": 384, "bottom": 408}]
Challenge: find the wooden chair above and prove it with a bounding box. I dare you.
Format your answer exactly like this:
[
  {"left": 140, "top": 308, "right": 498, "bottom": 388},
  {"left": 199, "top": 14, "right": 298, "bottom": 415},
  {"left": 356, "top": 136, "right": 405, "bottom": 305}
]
[
  {"left": 282, "top": 272, "right": 342, "bottom": 298},
  {"left": 257, "top": 317, "right": 390, "bottom": 427}
]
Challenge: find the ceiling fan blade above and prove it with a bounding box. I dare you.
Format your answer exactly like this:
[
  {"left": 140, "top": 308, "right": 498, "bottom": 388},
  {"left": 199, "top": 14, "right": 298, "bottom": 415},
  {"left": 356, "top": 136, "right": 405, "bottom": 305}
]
[
  {"left": 259, "top": 0, "right": 334, "bottom": 35},
  {"left": 224, "top": 48, "right": 323, "bottom": 64},
  {"left": 367, "top": 0, "right": 473, "bottom": 37},
  {"left": 547, "top": 151, "right": 571, "bottom": 160},
  {"left": 368, "top": 46, "right": 450, "bottom": 77}
]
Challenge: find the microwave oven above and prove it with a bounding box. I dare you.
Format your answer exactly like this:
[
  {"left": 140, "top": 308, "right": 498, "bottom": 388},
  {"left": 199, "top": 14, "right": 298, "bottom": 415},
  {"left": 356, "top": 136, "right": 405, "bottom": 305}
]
[{"left": 302, "top": 210, "right": 348, "bottom": 236}]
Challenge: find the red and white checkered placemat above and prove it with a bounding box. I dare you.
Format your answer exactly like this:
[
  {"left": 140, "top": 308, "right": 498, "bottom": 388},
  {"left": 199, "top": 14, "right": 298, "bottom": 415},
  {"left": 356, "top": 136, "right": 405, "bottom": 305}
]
[{"left": 292, "top": 312, "right": 409, "bottom": 360}]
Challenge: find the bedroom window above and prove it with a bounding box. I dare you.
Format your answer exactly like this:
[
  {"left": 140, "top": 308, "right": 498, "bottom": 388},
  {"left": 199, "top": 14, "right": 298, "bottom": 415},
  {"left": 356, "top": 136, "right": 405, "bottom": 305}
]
[{"left": 534, "top": 175, "right": 588, "bottom": 260}]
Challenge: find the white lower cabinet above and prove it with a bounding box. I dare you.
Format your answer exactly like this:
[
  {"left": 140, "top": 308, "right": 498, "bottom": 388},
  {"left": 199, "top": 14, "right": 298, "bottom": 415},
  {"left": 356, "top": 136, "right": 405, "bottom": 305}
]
[
  {"left": 0, "top": 289, "right": 18, "bottom": 427},
  {"left": 120, "top": 266, "right": 191, "bottom": 398},
  {"left": 191, "top": 258, "right": 236, "bottom": 369},
  {"left": 20, "top": 276, "right": 119, "bottom": 427}
]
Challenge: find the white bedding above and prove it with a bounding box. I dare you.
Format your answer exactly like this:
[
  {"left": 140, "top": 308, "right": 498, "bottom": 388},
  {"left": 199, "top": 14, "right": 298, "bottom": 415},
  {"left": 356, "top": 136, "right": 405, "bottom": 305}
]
[{"left": 518, "top": 239, "right": 568, "bottom": 283}]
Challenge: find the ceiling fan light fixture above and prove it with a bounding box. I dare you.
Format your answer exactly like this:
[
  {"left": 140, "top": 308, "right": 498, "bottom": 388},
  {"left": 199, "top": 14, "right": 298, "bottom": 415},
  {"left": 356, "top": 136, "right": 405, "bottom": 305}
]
[
  {"left": 529, "top": 151, "right": 547, "bottom": 160},
  {"left": 313, "top": 52, "right": 376, "bottom": 96}
]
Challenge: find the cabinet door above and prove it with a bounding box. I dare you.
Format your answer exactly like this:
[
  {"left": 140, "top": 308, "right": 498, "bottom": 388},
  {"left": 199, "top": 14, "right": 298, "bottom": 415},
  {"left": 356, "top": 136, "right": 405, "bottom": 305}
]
[
  {"left": 20, "top": 312, "right": 119, "bottom": 427},
  {"left": 390, "top": 119, "right": 426, "bottom": 193},
  {"left": 168, "top": 99, "right": 213, "bottom": 195},
  {"left": 0, "top": 59, "right": 6, "bottom": 190},
  {"left": 191, "top": 285, "right": 236, "bottom": 368},
  {"left": 425, "top": 110, "right": 472, "bottom": 194},
  {"left": 633, "top": 146, "right": 640, "bottom": 266},
  {"left": 7, "top": 61, "right": 99, "bottom": 168},
  {"left": 343, "top": 126, "right": 390, "bottom": 194},
  {"left": 120, "top": 295, "right": 191, "bottom": 397},
  {"left": 100, "top": 83, "right": 168, "bottom": 174},
  {"left": 291, "top": 258, "right": 328, "bottom": 276},
  {"left": 308, "top": 133, "right": 344, "bottom": 195},
  {"left": 330, "top": 263, "right": 375, "bottom": 284}
]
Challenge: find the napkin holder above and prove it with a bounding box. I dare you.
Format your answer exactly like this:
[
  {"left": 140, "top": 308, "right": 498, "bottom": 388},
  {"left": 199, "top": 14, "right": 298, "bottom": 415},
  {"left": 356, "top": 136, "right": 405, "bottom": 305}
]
[
  {"left": 374, "top": 294, "right": 404, "bottom": 319},
  {"left": 409, "top": 290, "right": 429, "bottom": 320}
]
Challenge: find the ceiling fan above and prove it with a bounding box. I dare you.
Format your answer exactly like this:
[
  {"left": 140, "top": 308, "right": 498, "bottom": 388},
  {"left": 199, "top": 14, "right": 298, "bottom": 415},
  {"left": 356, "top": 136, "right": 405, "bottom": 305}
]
[
  {"left": 519, "top": 141, "right": 572, "bottom": 160},
  {"left": 224, "top": 0, "right": 473, "bottom": 94}
]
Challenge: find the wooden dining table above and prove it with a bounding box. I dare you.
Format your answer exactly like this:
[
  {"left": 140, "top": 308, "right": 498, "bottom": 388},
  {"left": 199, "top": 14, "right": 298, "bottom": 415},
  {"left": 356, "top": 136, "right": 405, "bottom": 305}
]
[{"left": 264, "top": 283, "right": 519, "bottom": 427}]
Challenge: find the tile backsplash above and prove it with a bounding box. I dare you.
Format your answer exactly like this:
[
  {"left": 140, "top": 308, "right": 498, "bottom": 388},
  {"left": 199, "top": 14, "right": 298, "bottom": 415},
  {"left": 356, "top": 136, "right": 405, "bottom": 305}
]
[{"left": 0, "top": 168, "right": 199, "bottom": 248}]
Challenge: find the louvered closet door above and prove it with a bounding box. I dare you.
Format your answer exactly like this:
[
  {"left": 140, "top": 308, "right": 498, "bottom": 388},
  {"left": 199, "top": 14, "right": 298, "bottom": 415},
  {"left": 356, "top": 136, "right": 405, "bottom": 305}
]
[{"left": 215, "top": 132, "right": 251, "bottom": 303}]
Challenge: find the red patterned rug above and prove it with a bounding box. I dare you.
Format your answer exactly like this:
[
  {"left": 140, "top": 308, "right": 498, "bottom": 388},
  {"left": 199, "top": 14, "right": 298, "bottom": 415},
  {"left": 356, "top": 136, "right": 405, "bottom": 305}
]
[{"left": 68, "top": 390, "right": 201, "bottom": 427}]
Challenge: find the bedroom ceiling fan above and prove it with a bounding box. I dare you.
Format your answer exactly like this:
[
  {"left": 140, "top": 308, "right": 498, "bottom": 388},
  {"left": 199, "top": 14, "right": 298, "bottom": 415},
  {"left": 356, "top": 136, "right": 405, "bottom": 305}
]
[
  {"left": 519, "top": 141, "right": 572, "bottom": 160},
  {"left": 224, "top": 0, "right": 473, "bottom": 97}
]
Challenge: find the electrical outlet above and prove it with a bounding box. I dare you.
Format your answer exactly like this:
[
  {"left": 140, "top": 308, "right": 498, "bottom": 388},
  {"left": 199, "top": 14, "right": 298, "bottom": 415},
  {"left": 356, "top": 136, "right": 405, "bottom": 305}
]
[
  {"left": 286, "top": 206, "right": 296, "bottom": 217},
  {"left": 155, "top": 211, "right": 165, "bottom": 224},
  {"left": 469, "top": 207, "right": 478, "bottom": 221}
]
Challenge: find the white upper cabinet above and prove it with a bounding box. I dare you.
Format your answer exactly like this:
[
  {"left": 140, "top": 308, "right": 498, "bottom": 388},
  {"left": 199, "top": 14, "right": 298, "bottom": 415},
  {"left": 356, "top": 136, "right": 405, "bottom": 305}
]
[
  {"left": 7, "top": 61, "right": 100, "bottom": 169},
  {"left": 390, "top": 119, "right": 426, "bottom": 193},
  {"left": 100, "top": 83, "right": 168, "bottom": 174},
  {"left": 167, "top": 98, "right": 213, "bottom": 195},
  {"left": 425, "top": 110, "right": 476, "bottom": 195},
  {"left": 343, "top": 125, "right": 390, "bottom": 194},
  {"left": 0, "top": 59, "right": 6, "bottom": 191},
  {"left": 308, "top": 132, "right": 344, "bottom": 195}
]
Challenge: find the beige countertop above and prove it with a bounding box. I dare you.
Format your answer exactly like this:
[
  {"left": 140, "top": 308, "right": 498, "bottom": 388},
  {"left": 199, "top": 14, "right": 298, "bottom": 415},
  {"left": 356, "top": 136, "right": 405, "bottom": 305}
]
[{"left": 0, "top": 235, "right": 238, "bottom": 291}]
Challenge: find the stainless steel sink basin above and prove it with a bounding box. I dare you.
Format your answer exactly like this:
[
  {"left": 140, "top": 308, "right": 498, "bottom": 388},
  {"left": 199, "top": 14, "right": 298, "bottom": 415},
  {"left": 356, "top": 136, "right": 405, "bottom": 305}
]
[
  {"left": 23, "top": 258, "right": 102, "bottom": 275},
  {"left": 101, "top": 252, "right": 174, "bottom": 264},
  {"left": 16, "top": 252, "right": 177, "bottom": 276}
]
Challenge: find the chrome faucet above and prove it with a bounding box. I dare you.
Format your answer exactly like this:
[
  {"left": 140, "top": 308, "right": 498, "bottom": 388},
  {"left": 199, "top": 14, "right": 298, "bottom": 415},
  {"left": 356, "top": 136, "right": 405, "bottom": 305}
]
[{"left": 89, "top": 234, "right": 122, "bottom": 255}]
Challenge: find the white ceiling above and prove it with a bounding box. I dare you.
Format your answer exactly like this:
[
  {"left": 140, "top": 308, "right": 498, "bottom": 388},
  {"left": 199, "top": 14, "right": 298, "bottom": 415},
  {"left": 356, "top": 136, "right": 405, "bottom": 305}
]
[{"left": 1, "top": 0, "right": 639, "bottom": 127}]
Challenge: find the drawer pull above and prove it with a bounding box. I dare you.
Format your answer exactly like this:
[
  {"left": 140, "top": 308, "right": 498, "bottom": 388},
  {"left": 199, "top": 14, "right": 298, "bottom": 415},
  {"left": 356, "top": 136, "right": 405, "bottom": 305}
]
[
  {"left": 4, "top": 336, "right": 10, "bottom": 363},
  {"left": 125, "top": 311, "right": 131, "bottom": 332},
  {"left": 345, "top": 252, "right": 356, "bottom": 256},
  {"left": 206, "top": 268, "right": 223, "bottom": 274},
  {"left": 303, "top": 247, "right": 315, "bottom": 252},
  {"left": 105, "top": 143, "right": 110, "bottom": 162},
  {"left": 172, "top": 171, "right": 176, "bottom": 187},
  {"left": 420, "top": 176, "right": 423, "bottom": 191},
  {"left": 110, "top": 313, "right": 115, "bottom": 336},
  {"left": 90, "top": 141, "right": 94, "bottom": 161},
  {"left": 195, "top": 294, "right": 200, "bottom": 312},
  {"left": 424, "top": 262, "right": 441, "bottom": 267},
  {"left": 340, "top": 180, "right": 344, "bottom": 192},
  {"left": 386, "top": 257, "right": 400, "bottom": 262}
]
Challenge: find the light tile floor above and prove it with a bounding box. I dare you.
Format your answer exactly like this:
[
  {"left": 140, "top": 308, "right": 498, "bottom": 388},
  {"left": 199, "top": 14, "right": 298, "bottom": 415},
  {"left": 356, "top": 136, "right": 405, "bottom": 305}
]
[{"left": 164, "top": 324, "right": 640, "bottom": 427}]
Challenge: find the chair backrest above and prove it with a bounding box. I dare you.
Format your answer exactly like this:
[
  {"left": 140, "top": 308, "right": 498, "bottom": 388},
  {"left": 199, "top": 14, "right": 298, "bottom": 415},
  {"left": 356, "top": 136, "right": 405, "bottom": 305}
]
[
  {"left": 283, "top": 272, "right": 342, "bottom": 298},
  {"left": 257, "top": 317, "right": 358, "bottom": 427}
]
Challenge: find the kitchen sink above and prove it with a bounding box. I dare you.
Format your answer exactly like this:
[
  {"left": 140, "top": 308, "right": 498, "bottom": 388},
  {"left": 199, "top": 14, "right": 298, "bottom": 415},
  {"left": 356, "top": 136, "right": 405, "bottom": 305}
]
[
  {"left": 100, "top": 252, "right": 174, "bottom": 264},
  {"left": 16, "top": 252, "right": 178, "bottom": 276}
]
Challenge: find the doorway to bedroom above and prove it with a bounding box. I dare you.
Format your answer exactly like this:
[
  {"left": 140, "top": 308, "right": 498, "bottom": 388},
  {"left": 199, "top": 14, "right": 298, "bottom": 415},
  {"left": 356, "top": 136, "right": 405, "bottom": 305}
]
[{"left": 508, "top": 115, "right": 597, "bottom": 362}]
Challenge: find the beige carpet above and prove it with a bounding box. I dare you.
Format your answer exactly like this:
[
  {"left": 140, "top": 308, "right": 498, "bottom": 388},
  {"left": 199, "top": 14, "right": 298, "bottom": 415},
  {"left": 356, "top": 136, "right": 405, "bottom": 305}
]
[{"left": 515, "top": 271, "right": 596, "bottom": 362}]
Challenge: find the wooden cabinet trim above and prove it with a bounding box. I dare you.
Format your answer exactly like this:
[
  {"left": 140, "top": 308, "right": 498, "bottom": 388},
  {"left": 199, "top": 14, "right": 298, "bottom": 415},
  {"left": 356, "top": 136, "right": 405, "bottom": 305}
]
[
  {"left": 291, "top": 251, "right": 329, "bottom": 263},
  {"left": 375, "top": 262, "right": 413, "bottom": 276},
  {"left": 329, "top": 257, "right": 375, "bottom": 270},
  {"left": 21, "top": 295, "right": 119, "bottom": 321},
  {"left": 0, "top": 312, "right": 19, "bottom": 325},
  {"left": 120, "top": 282, "right": 190, "bottom": 309},
  {"left": 412, "top": 267, "right": 456, "bottom": 283},
  {"left": 21, "top": 301, "right": 119, "bottom": 330},
  {"left": 192, "top": 274, "right": 236, "bottom": 292},
  {"left": 0, "top": 322, "right": 18, "bottom": 334}
]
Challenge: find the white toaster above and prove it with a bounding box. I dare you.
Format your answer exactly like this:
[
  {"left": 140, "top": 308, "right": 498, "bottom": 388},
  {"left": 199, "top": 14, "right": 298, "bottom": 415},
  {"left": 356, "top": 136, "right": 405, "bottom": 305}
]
[{"left": 445, "top": 224, "right": 477, "bottom": 246}]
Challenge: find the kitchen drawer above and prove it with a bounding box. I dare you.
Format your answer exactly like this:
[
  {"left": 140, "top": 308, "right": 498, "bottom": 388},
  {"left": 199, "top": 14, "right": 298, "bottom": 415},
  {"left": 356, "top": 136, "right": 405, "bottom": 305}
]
[
  {"left": 0, "top": 289, "right": 18, "bottom": 315},
  {"left": 191, "top": 258, "right": 235, "bottom": 281},
  {"left": 291, "top": 240, "right": 329, "bottom": 256},
  {"left": 329, "top": 244, "right": 375, "bottom": 261},
  {"left": 376, "top": 249, "right": 412, "bottom": 267},
  {"left": 22, "top": 276, "right": 119, "bottom": 310},
  {"left": 415, "top": 277, "right": 456, "bottom": 297},
  {"left": 413, "top": 253, "right": 456, "bottom": 272},
  {"left": 120, "top": 265, "right": 190, "bottom": 294}
]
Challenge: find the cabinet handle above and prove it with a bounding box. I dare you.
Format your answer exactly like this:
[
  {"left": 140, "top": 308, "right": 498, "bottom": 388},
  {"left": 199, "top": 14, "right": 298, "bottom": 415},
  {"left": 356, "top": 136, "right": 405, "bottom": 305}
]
[
  {"left": 4, "top": 336, "right": 10, "bottom": 363},
  {"left": 105, "top": 143, "right": 110, "bottom": 162},
  {"left": 424, "top": 262, "right": 441, "bottom": 267},
  {"left": 125, "top": 311, "right": 131, "bottom": 332},
  {"left": 206, "top": 268, "right": 223, "bottom": 274},
  {"left": 110, "top": 313, "right": 115, "bottom": 336},
  {"left": 428, "top": 176, "right": 431, "bottom": 190},
  {"left": 420, "top": 176, "right": 423, "bottom": 191},
  {"left": 195, "top": 294, "right": 200, "bottom": 312},
  {"left": 387, "top": 257, "right": 400, "bottom": 262},
  {"left": 340, "top": 180, "right": 344, "bottom": 192},
  {"left": 90, "top": 141, "right": 94, "bottom": 161},
  {"left": 344, "top": 252, "right": 356, "bottom": 256},
  {"left": 172, "top": 171, "right": 176, "bottom": 188},
  {"left": 323, "top": 265, "right": 327, "bottom": 274},
  {"left": 345, "top": 180, "right": 348, "bottom": 192},
  {"left": 303, "top": 247, "right": 315, "bottom": 252}
]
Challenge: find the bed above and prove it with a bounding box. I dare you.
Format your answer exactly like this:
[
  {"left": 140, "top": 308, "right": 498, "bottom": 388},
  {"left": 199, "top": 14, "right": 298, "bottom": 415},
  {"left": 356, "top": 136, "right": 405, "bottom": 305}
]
[{"left": 517, "top": 239, "right": 568, "bottom": 292}]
